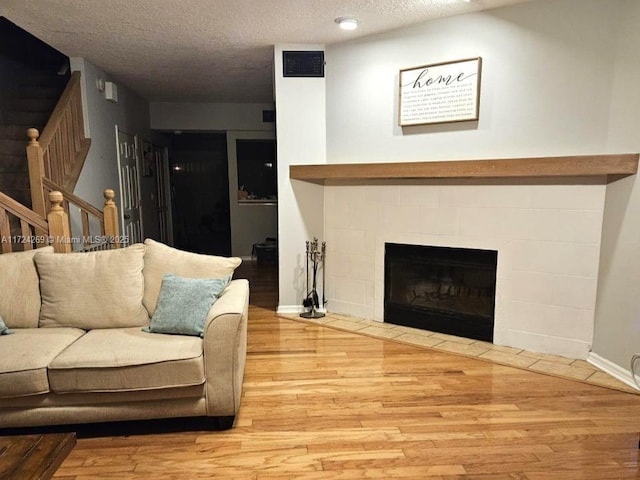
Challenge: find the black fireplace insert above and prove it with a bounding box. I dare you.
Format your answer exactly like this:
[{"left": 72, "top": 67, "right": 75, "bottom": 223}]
[{"left": 384, "top": 243, "right": 497, "bottom": 342}]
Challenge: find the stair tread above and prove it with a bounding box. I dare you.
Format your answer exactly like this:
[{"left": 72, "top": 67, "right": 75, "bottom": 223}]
[
  {"left": 18, "top": 74, "right": 67, "bottom": 87},
  {"left": 0, "top": 163, "right": 28, "bottom": 173},
  {"left": 0, "top": 126, "right": 31, "bottom": 138},
  {"left": 0, "top": 139, "right": 27, "bottom": 154},
  {"left": 0, "top": 171, "right": 30, "bottom": 180},
  {"left": 15, "top": 85, "right": 65, "bottom": 99},
  {"left": 2, "top": 111, "right": 48, "bottom": 127},
  {"left": 0, "top": 151, "right": 29, "bottom": 172},
  {"left": 8, "top": 97, "right": 58, "bottom": 113},
  {"left": 0, "top": 152, "right": 26, "bottom": 164}
]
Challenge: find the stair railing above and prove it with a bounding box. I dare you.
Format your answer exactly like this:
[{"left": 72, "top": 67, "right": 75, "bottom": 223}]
[
  {"left": 12, "top": 70, "right": 121, "bottom": 253},
  {"left": 42, "top": 178, "right": 121, "bottom": 252},
  {"left": 26, "top": 71, "right": 90, "bottom": 222},
  {"left": 0, "top": 190, "right": 49, "bottom": 253},
  {"left": 0, "top": 188, "right": 120, "bottom": 254}
]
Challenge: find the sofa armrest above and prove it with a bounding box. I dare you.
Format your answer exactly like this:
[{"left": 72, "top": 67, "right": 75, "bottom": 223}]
[{"left": 202, "top": 279, "right": 249, "bottom": 417}]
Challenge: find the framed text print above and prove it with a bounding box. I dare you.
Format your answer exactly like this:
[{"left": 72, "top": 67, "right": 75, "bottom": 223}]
[{"left": 399, "top": 57, "right": 482, "bottom": 126}]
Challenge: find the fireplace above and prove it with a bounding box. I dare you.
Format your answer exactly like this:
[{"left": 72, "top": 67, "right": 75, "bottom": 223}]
[{"left": 384, "top": 243, "right": 498, "bottom": 342}]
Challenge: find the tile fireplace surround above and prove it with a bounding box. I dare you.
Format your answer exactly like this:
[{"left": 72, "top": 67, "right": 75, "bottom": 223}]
[{"left": 292, "top": 155, "right": 640, "bottom": 360}]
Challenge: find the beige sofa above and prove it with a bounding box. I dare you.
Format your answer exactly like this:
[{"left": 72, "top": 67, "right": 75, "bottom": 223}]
[{"left": 0, "top": 239, "right": 249, "bottom": 430}]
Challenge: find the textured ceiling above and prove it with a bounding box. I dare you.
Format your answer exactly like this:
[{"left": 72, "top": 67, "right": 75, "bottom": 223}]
[{"left": 0, "top": 0, "right": 533, "bottom": 103}]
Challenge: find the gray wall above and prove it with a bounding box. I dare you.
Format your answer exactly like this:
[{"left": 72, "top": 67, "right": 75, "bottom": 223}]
[{"left": 70, "top": 57, "right": 154, "bottom": 239}]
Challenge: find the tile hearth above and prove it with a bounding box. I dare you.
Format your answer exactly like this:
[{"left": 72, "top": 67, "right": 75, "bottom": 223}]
[{"left": 283, "top": 312, "right": 637, "bottom": 394}]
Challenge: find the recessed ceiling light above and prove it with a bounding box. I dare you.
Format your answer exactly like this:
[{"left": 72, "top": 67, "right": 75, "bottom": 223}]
[{"left": 335, "top": 17, "right": 358, "bottom": 30}]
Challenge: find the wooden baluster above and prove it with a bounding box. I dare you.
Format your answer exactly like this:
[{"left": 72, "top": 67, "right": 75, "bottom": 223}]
[
  {"left": 36, "top": 72, "right": 89, "bottom": 192},
  {"left": 0, "top": 207, "right": 11, "bottom": 254},
  {"left": 62, "top": 113, "right": 71, "bottom": 173},
  {"left": 26, "top": 128, "right": 48, "bottom": 242},
  {"left": 81, "top": 210, "right": 90, "bottom": 248},
  {"left": 20, "top": 219, "right": 33, "bottom": 251},
  {"left": 47, "top": 191, "right": 72, "bottom": 253},
  {"left": 103, "top": 189, "right": 120, "bottom": 249}
]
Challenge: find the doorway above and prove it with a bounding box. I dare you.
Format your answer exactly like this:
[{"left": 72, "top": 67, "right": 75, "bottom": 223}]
[
  {"left": 115, "top": 126, "right": 143, "bottom": 245},
  {"left": 163, "top": 132, "right": 231, "bottom": 256},
  {"left": 226, "top": 131, "right": 277, "bottom": 259}
]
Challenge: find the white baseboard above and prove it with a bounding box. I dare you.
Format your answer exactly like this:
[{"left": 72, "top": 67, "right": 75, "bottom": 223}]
[
  {"left": 240, "top": 256, "right": 253, "bottom": 261},
  {"left": 277, "top": 305, "right": 304, "bottom": 314},
  {"left": 588, "top": 352, "right": 640, "bottom": 391},
  {"left": 277, "top": 305, "right": 327, "bottom": 315}
]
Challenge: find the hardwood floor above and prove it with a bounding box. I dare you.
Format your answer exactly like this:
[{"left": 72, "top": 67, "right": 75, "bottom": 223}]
[{"left": 54, "top": 262, "right": 640, "bottom": 479}]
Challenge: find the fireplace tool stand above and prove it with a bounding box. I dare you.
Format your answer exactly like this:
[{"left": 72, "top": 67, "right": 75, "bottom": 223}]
[{"left": 301, "top": 237, "right": 326, "bottom": 319}]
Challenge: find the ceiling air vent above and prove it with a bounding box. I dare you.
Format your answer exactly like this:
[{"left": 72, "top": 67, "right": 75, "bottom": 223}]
[{"left": 283, "top": 51, "right": 324, "bottom": 78}]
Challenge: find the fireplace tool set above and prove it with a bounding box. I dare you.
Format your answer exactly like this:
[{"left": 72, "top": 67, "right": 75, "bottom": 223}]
[{"left": 301, "top": 237, "right": 326, "bottom": 319}]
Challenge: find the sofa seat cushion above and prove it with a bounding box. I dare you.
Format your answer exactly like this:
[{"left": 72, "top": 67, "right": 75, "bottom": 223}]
[
  {"left": 0, "top": 328, "right": 85, "bottom": 398},
  {"left": 48, "top": 327, "right": 204, "bottom": 393}
]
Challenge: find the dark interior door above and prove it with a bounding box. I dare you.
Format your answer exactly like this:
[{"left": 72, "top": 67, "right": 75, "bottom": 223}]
[{"left": 165, "top": 132, "right": 231, "bottom": 256}]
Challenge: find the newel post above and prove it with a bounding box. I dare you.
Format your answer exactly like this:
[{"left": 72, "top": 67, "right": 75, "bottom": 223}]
[
  {"left": 26, "top": 128, "right": 47, "bottom": 240},
  {"left": 103, "top": 189, "right": 121, "bottom": 248},
  {"left": 47, "top": 191, "right": 72, "bottom": 253}
]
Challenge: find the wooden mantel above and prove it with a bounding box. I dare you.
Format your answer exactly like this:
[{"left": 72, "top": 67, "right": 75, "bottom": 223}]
[{"left": 289, "top": 154, "right": 639, "bottom": 183}]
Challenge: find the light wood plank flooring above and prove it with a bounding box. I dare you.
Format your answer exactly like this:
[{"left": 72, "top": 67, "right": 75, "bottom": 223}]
[
  {"left": 54, "top": 262, "right": 640, "bottom": 479},
  {"left": 289, "top": 313, "right": 638, "bottom": 394}
]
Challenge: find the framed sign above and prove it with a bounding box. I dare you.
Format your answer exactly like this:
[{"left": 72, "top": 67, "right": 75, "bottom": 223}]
[{"left": 398, "top": 57, "right": 482, "bottom": 126}]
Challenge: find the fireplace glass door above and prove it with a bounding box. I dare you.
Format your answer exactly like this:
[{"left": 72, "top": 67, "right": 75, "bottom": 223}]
[{"left": 384, "top": 243, "right": 497, "bottom": 342}]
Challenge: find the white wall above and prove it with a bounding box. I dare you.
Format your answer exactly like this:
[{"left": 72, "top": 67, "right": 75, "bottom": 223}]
[
  {"left": 226, "top": 130, "right": 277, "bottom": 258},
  {"left": 326, "top": 0, "right": 617, "bottom": 163},
  {"left": 274, "top": 45, "right": 326, "bottom": 312},
  {"left": 592, "top": 0, "right": 640, "bottom": 383},
  {"left": 149, "top": 101, "right": 277, "bottom": 257},
  {"left": 70, "top": 58, "right": 150, "bottom": 223},
  {"left": 314, "top": 0, "right": 640, "bottom": 365}
]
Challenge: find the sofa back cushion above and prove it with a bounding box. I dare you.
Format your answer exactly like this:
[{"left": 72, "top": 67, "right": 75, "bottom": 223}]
[
  {"left": 143, "top": 239, "right": 241, "bottom": 316},
  {"left": 35, "top": 244, "right": 149, "bottom": 329},
  {"left": 0, "top": 246, "right": 54, "bottom": 328}
]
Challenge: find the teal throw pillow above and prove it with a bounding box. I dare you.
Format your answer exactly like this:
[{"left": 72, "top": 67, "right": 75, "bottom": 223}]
[
  {"left": 0, "top": 313, "right": 13, "bottom": 335},
  {"left": 143, "top": 274, "right": 230, "bottom": 337}
]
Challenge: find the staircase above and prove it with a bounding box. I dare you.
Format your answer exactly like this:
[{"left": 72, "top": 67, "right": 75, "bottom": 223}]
[
  {"left": 0, "top": 18, "right": 119, "bottom": 254},
  {"left": 0, "top": 71, "right": 67, "bottom": 206},
  {"left": 0, "top": 69, "right": 120, "bottom": 254},
  {"left": 0, "top": 16, "right": 69, "bottom": 207}
]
